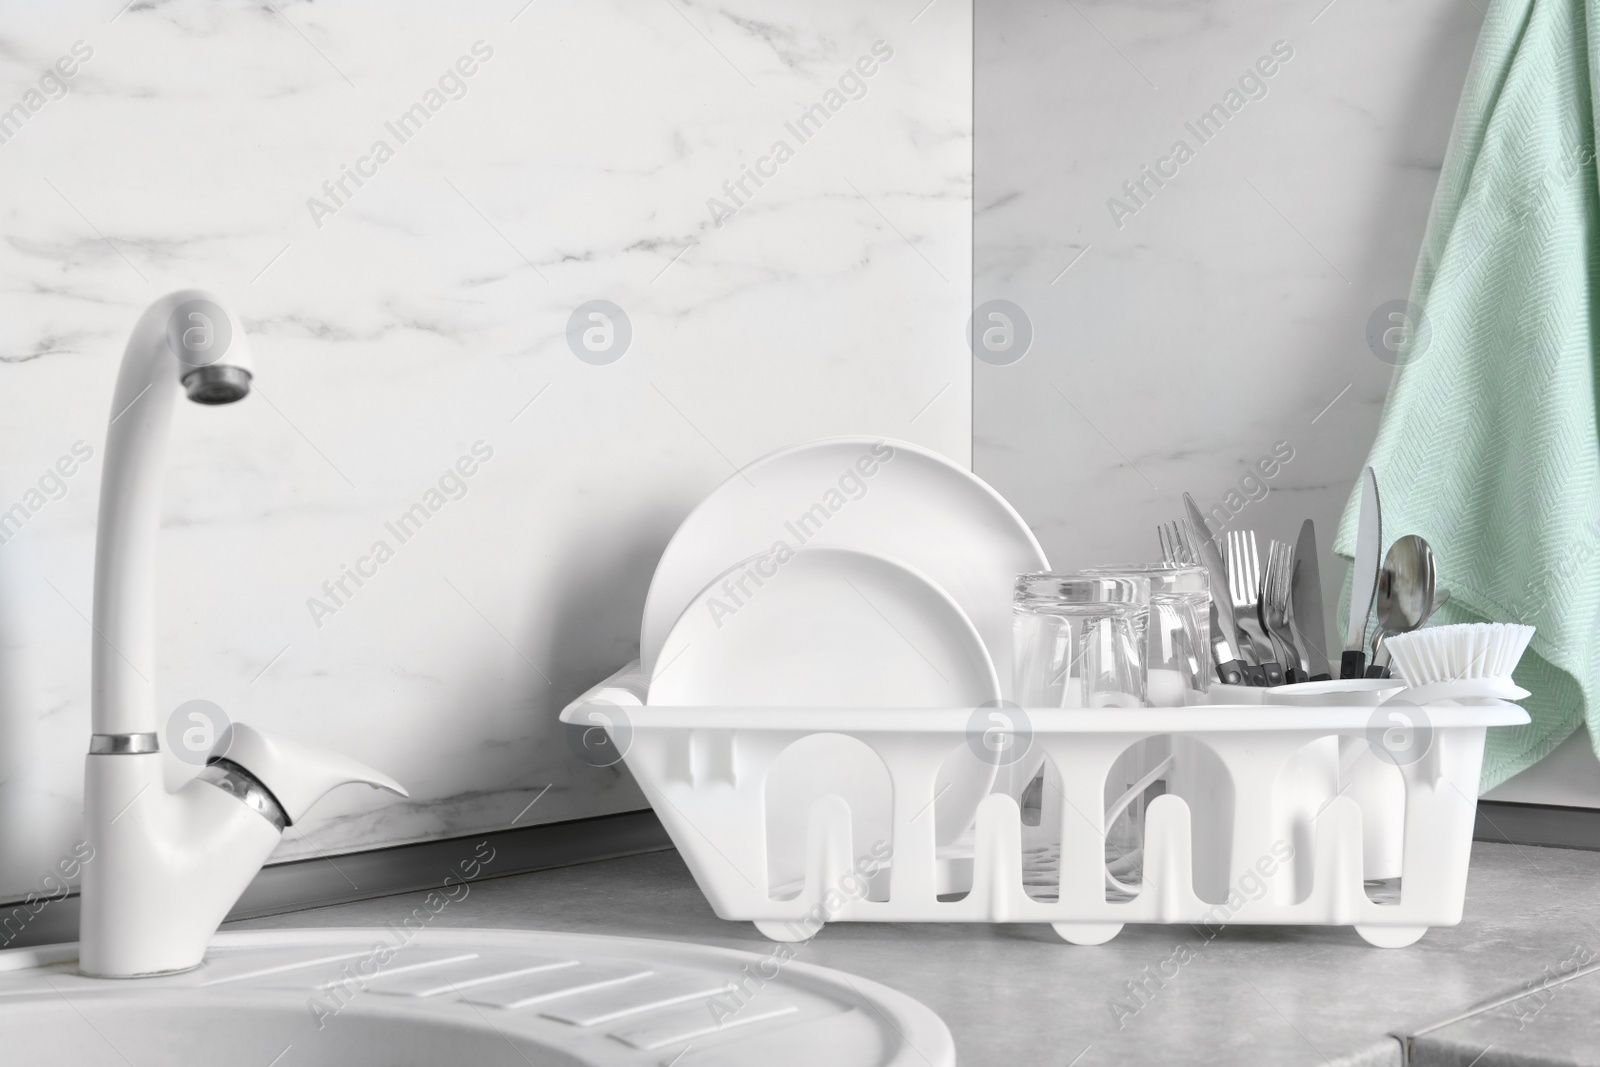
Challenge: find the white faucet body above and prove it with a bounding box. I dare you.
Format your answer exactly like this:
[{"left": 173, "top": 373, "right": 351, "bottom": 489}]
[
  {"left": 80, "top": 291, "right": 404, "bottom": 978},
  {"left": 81, "top": 756, "right": 281, "bottom": 976}
]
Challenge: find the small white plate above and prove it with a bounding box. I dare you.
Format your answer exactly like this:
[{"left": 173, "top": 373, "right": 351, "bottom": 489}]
[
  {"left": 649, "top": 545, "right": 1001, "bottom": 709},
  {"left": 649, "top": 546, "right": 1001, "bottom": 874}
]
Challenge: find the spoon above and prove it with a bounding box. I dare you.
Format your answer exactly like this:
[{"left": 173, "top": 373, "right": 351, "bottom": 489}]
[
  {"left": 1367, "top": 534, "right": 1436, "bottom": 676},
  {"left": 1372, "top": 583, "right": 1449, "bottom": 677}
]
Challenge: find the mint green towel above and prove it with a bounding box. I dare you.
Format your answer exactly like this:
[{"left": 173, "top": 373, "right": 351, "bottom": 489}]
[{"left": 1335, "top": 0, "right": 1600, "bottom": 791}]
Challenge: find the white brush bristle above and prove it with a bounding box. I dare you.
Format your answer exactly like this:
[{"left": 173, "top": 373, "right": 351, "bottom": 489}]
[{"left": 1386, "top": 623, "right": 1534, "bottom": 687}]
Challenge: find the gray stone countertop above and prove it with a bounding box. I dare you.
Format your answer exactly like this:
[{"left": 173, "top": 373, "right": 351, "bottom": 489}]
[{"left": 231, "top": 841, "right": 1600, "bottom": 1067}]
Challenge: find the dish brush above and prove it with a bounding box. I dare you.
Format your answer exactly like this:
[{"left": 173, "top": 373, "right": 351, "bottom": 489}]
[{"left": 1385, "top": 623, "right": 1534, "bottom": 704}]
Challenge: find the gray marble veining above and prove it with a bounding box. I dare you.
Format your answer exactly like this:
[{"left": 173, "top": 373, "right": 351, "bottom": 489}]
[
  {"left": 974, "top": 0, "right": 1484, "bottom": 623},
  {"left": 1410, "top": 966, "right": 1600, "bottom": 1067},
  {"left": 0, "top": 0, "right": 973, "bottom": 900}
]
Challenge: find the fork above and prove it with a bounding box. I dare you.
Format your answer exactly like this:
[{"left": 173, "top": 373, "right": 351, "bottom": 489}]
[
  {"left": 1157, "top": 520, "right": 1198, "bottom": 566},
  {"left": 1154, "top": 519, "right": 1212, "bottom": 681},
  {"left": 1160, "top": 518, "right": 1241, "bottom": 685},
  {"left": 1260, "top": 539, "right": 1305, "bottom": 684},
  {"left": 1225, "top": 530, "right": 1281, "bottom": 685}
]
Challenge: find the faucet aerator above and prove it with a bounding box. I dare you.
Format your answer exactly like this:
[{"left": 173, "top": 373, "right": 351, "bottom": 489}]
[{"left": 182, "top": 364, "right": 252, "bottom": 404}]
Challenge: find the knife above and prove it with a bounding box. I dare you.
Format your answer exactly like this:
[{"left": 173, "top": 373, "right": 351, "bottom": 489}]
[
  {"left": 1341, "top": 467, "right": 1382, "bottom": 679},
  {"left": 1208, "top": 601, "right": 1245, "bottom": 686},
  {"left": 1289, "top": 518, "right": 1332, "bottom": 681},
  {"left": 1183, "top": 493, "right": 1250, "bottom": 686}
]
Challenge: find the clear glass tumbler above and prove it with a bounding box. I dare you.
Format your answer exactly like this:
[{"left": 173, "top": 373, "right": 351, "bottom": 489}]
[
  {"left": 1080, "top": 564, "right": 1210, "bottom": 896},
  {"left": 1012, "top": 573, "right": 1150, "bottom": 898},
  {"left": 1081, "top": 563, "right": 1211, "bottom": 706},
  {"left": 1016, "top": 571, "right": 1202, "bottom": 899},
  {"left": 1012, "top": 573, "right": 1148, "bottom": 709}
]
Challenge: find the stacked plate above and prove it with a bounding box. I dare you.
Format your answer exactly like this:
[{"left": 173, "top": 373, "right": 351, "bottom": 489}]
[{"left": 643, "top": 436, "right": 1048, "bottom": 894}]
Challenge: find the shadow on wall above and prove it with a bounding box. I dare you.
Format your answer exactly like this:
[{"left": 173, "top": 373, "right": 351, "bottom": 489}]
[
  {"left": 343, "top": 503, "right": 673, "bottom": 843},
  {"left": 526, "top": 511, "right": 673, "bottom": 814},
  {"left": 540, "top": 514, "right": 670, "bottom": 711},
  {"left": 0, "top": 540, "right": 75, "bottom": 900}
]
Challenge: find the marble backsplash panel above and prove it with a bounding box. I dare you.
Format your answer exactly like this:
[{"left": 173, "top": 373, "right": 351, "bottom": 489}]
[
  {"left": 0, "top": 0, "right": 972, "bottom": 898},
  {"left": 974, "top": 0, "right": 1482, "bottom": 618}
]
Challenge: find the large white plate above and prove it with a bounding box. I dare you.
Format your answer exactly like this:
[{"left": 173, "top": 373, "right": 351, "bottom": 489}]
[
  {"left": 648, "top": 546, "right": 1002, "bottom": 861},
  {"left": 641, "top": 436, "right": 1047, "bottom": 698}
]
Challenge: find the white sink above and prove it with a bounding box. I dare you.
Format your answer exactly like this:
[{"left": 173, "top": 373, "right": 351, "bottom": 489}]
[{"left": 0, "top": 928, "right": 952, "bottom": 1066}]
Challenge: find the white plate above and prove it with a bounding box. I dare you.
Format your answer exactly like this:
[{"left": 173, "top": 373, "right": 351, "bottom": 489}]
[
  {"left": 640, "top": 436, "right": 1047, "bottom": 698},
  {"left": 649, "top": 546, "right": 1001, "bottom": 863},
  {"left": 1269, "top": 678, "right": 1405, "bottom": 707},
  {"left": 650, "top": 545, "right": 1000, "bottom": 708}
]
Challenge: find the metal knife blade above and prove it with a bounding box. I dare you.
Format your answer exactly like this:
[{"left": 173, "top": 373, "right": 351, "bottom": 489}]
[
  {"left": 1183, "top": 493, "right": 1247, "bottom": 684},
  {"left": 1289, "top": 518, "right": 1332, "bottom": 680},
  {"left": 1342, "top": 466, "right": 1382, "bottom": 678},
  {"left": 1208, "top": 600, "right": 1245, "bottom": 686}
]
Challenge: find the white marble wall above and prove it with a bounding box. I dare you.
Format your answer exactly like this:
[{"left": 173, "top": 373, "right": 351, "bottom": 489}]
[
  {"left": 974, "top": 0, "right": 1482, "bottom": 616},
  {"left": 0, "top": 0, "right": 972, "bottom": 898}
]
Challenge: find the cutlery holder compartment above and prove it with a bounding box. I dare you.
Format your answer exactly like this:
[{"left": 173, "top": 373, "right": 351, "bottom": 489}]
[{"left": 560, "top": 685, "right": 1526, "bottom": 948}]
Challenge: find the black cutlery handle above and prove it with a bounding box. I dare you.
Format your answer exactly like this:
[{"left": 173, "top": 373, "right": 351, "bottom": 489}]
[
  {"left": 1340, "top": 650, "right": 1366, "bottom": 680},
  {"left": 1260, "top": 661, "right": 1285, "bottom": 686},
  {"left": 1309, "top": 672, "right": 1332, "bottom": 682},
  {"left": 1364, "top": 664, "right": 1392, "bottom": 679},
  {"left": 1244, "top": 664, "right": 1269, "bottom": 686},
  {"left": 1284, "top": 667, "right": 1309, "bottom": 684},
  {"left": 1216, "top": 659, "right": 1247, "bottom": 686}
]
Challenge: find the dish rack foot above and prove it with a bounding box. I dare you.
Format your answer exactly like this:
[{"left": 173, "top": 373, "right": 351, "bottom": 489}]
[
  {"left": 754, "top": 920, "right": 815, "bottom": 943},
  {"left": 1052, "top": 922, "right": 1123, "bottom": 946},
  {"left": 1354, "top": 925, "right": 1428, "bottom": 948}
]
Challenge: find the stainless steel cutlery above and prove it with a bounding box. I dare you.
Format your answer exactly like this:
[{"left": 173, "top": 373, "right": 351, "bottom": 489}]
[
  {"left": 1260, "top": 539, "right": 1303, "bottom": 683},
  {"left": 1368, "top": 533, "right": 1439, "bottom": 677},
  {"left": 1289, "top": 519, "right": 1332, "bottom": 681},
  {"left": 1226, "top": 530, "right": 1282, "bottom": 685},
  {"left": 1165, "top": 515, "right": 1313, "bottom": 688},
  {"left": 1179, "top": 495, "right": 1248, "bottom": 686},
  {"left": 1171, "top": 465, "right": 1437, "bottom": 688},
  {"left": 1342, "top": 466, "right": 1383, "bottom": 679},
  {"left": 1157, "top": 520, "right": 1198, "bottom": 567}
]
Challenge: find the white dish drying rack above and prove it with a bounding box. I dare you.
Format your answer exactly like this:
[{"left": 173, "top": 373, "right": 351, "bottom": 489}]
[{"left": 561, "top": 664, "right": 1527, "bottom": 948}]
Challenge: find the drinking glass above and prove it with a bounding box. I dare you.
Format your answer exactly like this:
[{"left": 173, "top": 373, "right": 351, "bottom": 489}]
[
  {"left": 1080, "top": 565, "right": 1210, "bottom": 896},
  {"left": 1081, "top": 564, "right": 1210, "bottom": 706},
  {"left": 1012, "top": 573, "right": 1148, "bottom": 709},
  {"left": 1012, "top": 573, "right": 1149, "bottom": 898}
]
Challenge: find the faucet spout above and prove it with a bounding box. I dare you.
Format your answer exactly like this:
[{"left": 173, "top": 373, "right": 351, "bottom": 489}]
[{"left": 90, "top": 290, "right": 253, "bottom": 739}]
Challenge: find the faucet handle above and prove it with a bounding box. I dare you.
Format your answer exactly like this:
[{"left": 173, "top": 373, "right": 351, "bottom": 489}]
[{"left": 213, "top": 722, "right": 408, "bottom": 825}]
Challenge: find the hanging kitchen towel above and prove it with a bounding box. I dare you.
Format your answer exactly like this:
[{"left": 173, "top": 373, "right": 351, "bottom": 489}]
[{"left": 1335, "top": 0, "right": 1600, "bottom": 791}]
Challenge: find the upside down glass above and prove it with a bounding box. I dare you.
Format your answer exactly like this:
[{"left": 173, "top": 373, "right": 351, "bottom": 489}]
[
  {"left": 1012, "top": 573, "right": 1150, "bottom": 898},
  {"left": 1015, "top": 570, "right": 1212, "bottom": 899},
  {"left": 1080, "top": 564, "right": 1211, "bottom": 896},
  {"left": 1080, "top": 563, "right": 1211, "bottom": 706},
  {"left": 1009, "top": 572, "right": 1149, "bottom": 802},
  {"left": 1012, "top": 573, "right": 1148, "bottom": 709}
]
